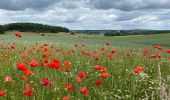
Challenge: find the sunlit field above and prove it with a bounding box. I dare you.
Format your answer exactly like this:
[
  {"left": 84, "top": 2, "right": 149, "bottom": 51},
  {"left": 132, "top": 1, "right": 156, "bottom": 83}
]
[{"left": 0, "top": 32, "right": 170, "bottom": 100}]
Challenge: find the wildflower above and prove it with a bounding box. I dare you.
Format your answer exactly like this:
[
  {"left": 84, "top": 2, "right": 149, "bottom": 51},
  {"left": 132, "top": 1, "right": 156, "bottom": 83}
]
[
  {"left": 95, "top": 80, "right": 103, "bottom": 86},
  {"left": 17, "top": 62, "right": 27, "bottom": 71},
  {"left": 64, "top": 61, "right": 70, "bottom": 67},
  {"left": 111, "top": 49, "right": 116, "bottom": 54},
  {"left": 63, "top": 96, "right": 69, "bottom": 100},
  {"left": 79, "top": 71, "right": 86, "bottom": 79},
  {"left": 29, "top": 60, "right": 38, "bottom": 67},
  {"left": 24, "top": 90, "right": 33, "bottom": 96},
  {"left": 80, "top": 87, "right": 89, "bottom": 95},
  {"left": 0, "top": 91, "right": 6, "bottom": 96},
  {"left": 5, "top": 76, "right": 12, "bottom": 82},
  {"left": 166, "top": 50, "right": 170, "bottom": 53},
  {"left": 65, "top": 83, "right": 73, "bottom": 92},
  {"left": 133, "top": 66, "right": 144, "bottom": 74},
  {"left": 102, "top": 72, "right": 108, "bottom": 78}
]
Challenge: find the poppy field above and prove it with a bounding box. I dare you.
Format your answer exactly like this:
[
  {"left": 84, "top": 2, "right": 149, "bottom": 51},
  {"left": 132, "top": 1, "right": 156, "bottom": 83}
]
[{"left": 0, "top": 33, "right": 170, "bottom": 100}]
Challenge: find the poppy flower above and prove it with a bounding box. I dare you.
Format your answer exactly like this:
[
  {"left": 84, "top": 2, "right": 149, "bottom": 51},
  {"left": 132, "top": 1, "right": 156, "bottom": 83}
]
[
  {"left": 24, "top": 70, "right": 33, "bottom": 75},
  {"left": 53, "top": 58, "right": 60, "bottom": 63},
  {"left": 17, "top": 62, "right": 28, "bottom": 71},
  {"left": 15, "top": 33, "right": 22, "bottom": 38},
  {"left": 79, "top": 71, "right": 86, "bottom": 79},
  {"left": 41, "top": 77, "right": 52, "bottom": 88},
  {"left": 64, "top": 61, "right": 70, "bottom": 67},
  {"left": 133, "top": 66, "right": 144, "bottom": 74},
  {"left": 0, "top": 91, "right": 6, "bottom": 96},
  {"left": 44, "top": 48, "right": 48, "bottom": 52},
  {"left": 54, "top": 63, "right": 61, "bottom": 70},
  {"left": 65, "top": 83, "right": 73, "bottom": 92},
  {"left": 24, "top": 90, "right": 33, "bottom": 96},
  {"left": 5, "top": 76, "right": 12, "bottom": 82},
  {"left": 76, "top": 76, "right": 81, "bottom": 83},
  {"left": 105, "top": 42, "right": 110, "bottom": 46},
  {"left": 80, "top": 87, "right": 89, "bottom": 95},
  {"left": 166, "top": 50, "right": 170, "bottom": 53},
  {"left": 102, "top": 72, "right": 108, "bottom": 78},
  {"left": 95, "top": 80, "right": 103, "bottom": 86},
  {"left": 25, "top": 83, "right": 31, "bottom": 89},
  {"left": 63, "top": 96, "right": 69, "bottom": 100},
  {"left": 29, "top": 60, "right": 38, "bottom": 67},
  {"left": 93, "top": 55, "right": 99, "bottom": 60},
  {"left": 65, "top": 68, "right": 70, "bottom": 72},
  {"left": 42, "top": 54, "right": 47, "bottom": 58},
  {"left": 154, "top": 45, "right": 163, "bottom": 50},
  {"left": 111, "top": 49, "right": 116, "bottom": 54},
  {"left": 94, "top": 65, "right": 103, "bottom": 71}
]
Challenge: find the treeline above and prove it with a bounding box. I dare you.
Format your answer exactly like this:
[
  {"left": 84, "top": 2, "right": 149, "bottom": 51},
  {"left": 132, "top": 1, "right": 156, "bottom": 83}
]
[
  {"left": 0, "top": 23, "right": 69, "bottom": 34},
  {"left": 104, "top": 30, "right": 170, "bottom": 36}
]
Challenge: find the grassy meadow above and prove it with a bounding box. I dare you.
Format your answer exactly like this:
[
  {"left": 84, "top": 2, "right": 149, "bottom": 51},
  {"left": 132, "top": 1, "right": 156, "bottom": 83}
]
[{"left": 0, "top": 32, "right": 170, "bottom": 100}]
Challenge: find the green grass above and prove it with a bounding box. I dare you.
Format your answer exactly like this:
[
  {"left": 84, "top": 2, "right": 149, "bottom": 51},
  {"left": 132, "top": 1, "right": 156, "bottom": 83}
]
[{"left": 0, "top": 33, "right": 170, "bottom": 99}]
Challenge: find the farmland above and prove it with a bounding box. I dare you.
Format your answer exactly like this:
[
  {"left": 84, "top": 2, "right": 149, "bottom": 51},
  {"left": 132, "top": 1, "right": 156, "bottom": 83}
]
[{"left": 0, "top": 32, "right": 170, "bottom": 100}]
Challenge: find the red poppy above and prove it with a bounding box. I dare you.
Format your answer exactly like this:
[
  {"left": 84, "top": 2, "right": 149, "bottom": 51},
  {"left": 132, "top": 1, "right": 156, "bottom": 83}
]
[
  {"left": 111, "top": 49, "right": 116, "bottom": 54},
  {"left": 105, "top": 42, "right": 110, "bottom": 46},
  {"left": 65, "top": 68, "right": 70, "bottom": 72},
  {"left": 133, "top": 66, "right": 144, "bottom": 74},
  {"left": 44, "top": 48, "right": 48, "bottom": 52},
  {"left": 65, "top": 83, "right": 73, "bottom": 92},
  {"left": 41, "top": 77, "right": 52, "bottom": 88},
  {"left": 42, "top": 54, "right": 47, "bottom": 58},
  {"left": 76, "top": 76, "right": 81, "bottom": 83},
  {"left": 80, "top": 87, "right": 89, "bottom": 95},
  {"left": 43, "top": 44, "right": 48, "bottom": 46},
  {"left": 15, "top": 33, "right": 22, "bottom": 38},
  {"left": 95, "top": 80, "right": 103, "bottom": 86},
  {"left": 53, "top": 58, "right": 60, "bottom": 63},
  {"left": 64, "top": 61, "right": 70, "bottom": 67},
  {"left": 54, "top": 63, "right": 61, "bottom": 70},
  {"left": 24, "top": 70, "right": 33, "bottom": 75},
  {"left": 24, "top": 90, "right": 33, "bottom": 96},
  {"left": 0, "top": 91, "right": 6, "bottom": 96},
  {"left": 17, "top": 62, "right": 28, "bottom": 71},
  {"left": 93, "top": 55, "right": 99, "bottom": 60},
  {"left": 154, "top": 45, "right": 163, "bottom": 50},
  {"left": 63, "top": 96, "right": 69, "bottom": 100},
  {"left": 79, "top": 71, "right": 86, "bottom": 79},
  {"left": 102, "top": 72, "right": 108, "bottom": 78},
  {"left": 25, "top": 83, "right": 30, "bottom": 89},
  {"left": 29, "top": 60, "right": 38, "bottom": 67},
  {"left": 94, "top": 65, "right": 103, "bottom": 71},
  {"left": 166, "top": 50, "right": 170, "bottom": 53}
]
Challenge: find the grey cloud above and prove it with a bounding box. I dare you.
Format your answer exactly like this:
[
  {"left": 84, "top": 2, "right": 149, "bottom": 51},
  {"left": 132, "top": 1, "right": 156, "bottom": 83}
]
[
  {"left": 89, "top": 0, "right": 170, "bottom": 11},
  {"left": 0, "top": 0, "right": 59, "bottom": 10}
]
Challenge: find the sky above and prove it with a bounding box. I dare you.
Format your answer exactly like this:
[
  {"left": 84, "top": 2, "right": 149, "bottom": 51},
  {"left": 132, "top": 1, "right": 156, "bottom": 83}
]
[{"left": 0, "top": 0, "right": 170, "bottom": 30}]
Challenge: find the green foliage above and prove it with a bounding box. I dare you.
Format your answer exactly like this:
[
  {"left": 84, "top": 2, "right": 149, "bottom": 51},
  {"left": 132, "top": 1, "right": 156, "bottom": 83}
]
[
  {"left": 104, "top": 30, "right": 170, "bottom": 36},
  {"left": 41, "top": 34, "right": 45, "bottom": 36},
  {"left": 0, "top": 25, "right": 5, "bottom": 34},
  {"left": 2, "top": 23, "right": 69, "bottom": 33},
  {"left": 70, "top": 32, "right": 76, "bottom": 35}
]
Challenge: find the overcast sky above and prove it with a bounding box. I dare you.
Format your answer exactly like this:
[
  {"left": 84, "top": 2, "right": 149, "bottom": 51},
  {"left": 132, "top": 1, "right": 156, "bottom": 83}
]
[{"left": 0, "top": 0, "right": 170, "bottom": 30}]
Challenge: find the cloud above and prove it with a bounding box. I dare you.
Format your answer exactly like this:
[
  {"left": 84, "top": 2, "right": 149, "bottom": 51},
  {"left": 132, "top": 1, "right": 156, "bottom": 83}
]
[
  {"left": 0, "top": 0, "right": 59, "bottom": 11},
  {"left": 89, "top": 0, "right": 170, "bottom": 11},
  {"left": 0, "top": 0, "right": 170, "bottom": 30}
]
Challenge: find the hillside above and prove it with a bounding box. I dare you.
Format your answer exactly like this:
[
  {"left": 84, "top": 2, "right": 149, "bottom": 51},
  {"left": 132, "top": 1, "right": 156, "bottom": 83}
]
[{"left": 0, "top": 23, "right": 69, "bottom": 34}]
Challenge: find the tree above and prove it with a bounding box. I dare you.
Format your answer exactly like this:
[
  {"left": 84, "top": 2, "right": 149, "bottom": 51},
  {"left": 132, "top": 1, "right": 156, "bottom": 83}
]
[{"left": 0, "top": 25, "right": 5, "bottom": 34}]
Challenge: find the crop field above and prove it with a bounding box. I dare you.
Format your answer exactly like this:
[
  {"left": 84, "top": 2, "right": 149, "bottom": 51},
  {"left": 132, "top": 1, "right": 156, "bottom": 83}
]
[{"left": 0, "top": 32, "right": 170, "bottom": 100}]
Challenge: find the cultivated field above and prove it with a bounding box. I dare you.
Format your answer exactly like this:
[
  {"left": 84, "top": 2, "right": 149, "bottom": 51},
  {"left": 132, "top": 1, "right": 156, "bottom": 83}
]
[{"left": 0, "top": 32, "right": 170, "bottom": 100}]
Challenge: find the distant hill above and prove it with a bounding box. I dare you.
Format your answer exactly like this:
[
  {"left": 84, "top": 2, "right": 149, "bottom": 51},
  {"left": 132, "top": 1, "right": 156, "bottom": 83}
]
[
  {"left": 0, "top": 23, "right": 69, "bottom": 34},
  {"left": 71, "top": 29, "right": 170, "bottom": 36}
]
